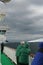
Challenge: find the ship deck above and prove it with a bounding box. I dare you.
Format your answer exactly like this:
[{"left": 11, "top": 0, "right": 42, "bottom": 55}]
[{"left": 0, "top": 52, "right": 16, "bottom": 65}]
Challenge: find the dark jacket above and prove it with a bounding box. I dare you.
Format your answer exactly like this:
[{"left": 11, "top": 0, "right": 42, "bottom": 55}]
[{"left": 31, "top": 52, "right": 43, "bottom": 65}]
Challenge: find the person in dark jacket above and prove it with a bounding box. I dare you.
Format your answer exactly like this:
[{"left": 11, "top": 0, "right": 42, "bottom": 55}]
[
  {"left": 31, "top": 42, "right": 43, "bottom": 65},
  {"left": 18, "top": 42, "right": 31, "bottom": 65},
  {"left": 1, "top": 42, "right": 4, "bottom": 54}
]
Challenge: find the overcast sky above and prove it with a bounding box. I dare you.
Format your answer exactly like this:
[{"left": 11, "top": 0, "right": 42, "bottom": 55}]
[{"left": 0, "top": 0, "right": 43, "bottom": 41}]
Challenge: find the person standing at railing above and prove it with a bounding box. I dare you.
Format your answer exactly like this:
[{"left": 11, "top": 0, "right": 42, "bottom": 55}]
[
  {"left": 31, "top": 42, "right": 43, "bottom": 65},
  {"left": 16, "top": 41, "right": 24, "bottom": 65},
  {"left": 1, "top": 42, "right": 4, "bottom": 54},
  {"left": 18, "top": 42, "right": 31, "bottom": 65}
]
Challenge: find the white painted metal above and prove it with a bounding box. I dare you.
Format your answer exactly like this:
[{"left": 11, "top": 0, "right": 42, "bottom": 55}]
[
  {"left": 3, "top": 47, "right": 17, "bottom": 64},
  {"left": 28, "top": 38, "right": 43, "bottom": 42}
]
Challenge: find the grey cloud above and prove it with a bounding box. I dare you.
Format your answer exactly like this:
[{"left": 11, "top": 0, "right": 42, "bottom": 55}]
[
  {"left": 3, "top": 9, "right": 43, "bottom": 35},
  {"left": 30, "top": 0, "right": 43, "bottom": 5},
  {"left": 1, "top": 0, "right": 43, "bottom": 40},
  {"left": 4, "top": 15, "right": 43, "bottom": 35}
]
